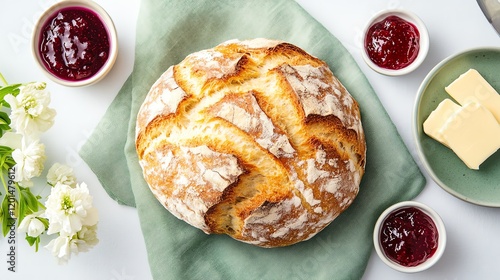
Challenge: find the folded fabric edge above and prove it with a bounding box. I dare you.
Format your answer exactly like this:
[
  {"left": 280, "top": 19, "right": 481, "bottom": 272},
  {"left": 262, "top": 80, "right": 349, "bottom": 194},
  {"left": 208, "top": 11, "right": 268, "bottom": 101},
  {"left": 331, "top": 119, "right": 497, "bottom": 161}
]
[
  {"left": 78, "top": 77, "right": 137, "bottom": 207},
  {"left": 80, "top": 151, "right": 137, "bottom": 207}
]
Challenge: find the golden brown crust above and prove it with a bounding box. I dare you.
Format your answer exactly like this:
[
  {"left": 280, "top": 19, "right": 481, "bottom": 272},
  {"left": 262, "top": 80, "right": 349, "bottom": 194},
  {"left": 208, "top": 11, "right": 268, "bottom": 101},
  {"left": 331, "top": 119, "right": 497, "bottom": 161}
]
[{"left": 135, "top": 38, "right": 366, "bottom": 247}]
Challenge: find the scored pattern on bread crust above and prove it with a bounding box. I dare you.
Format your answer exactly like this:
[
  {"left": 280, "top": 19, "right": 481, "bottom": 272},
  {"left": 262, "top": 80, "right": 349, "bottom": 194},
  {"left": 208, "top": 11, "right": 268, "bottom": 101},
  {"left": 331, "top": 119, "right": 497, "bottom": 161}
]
[{"left": 135, "top": 38, "right": 366, "bottom": 248}]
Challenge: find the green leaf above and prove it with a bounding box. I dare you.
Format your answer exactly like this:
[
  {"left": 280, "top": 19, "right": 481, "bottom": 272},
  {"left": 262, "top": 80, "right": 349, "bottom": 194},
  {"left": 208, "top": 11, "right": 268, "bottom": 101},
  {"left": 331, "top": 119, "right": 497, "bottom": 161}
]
[
  {"left": 18, "top": 192, "right": 26, "bottom": 225},
  {"left": 39, "top": 217, "right": 49, "bottom": 229},
  {"left": 25, "top": 234, "right": 41, "bottom": 252},
  {"left": 0, "top": 116, "right": 10, "bottom": 128},
  {"left": 0, "top": 146, "right": 15, "bottom": 170},
  {"left": 0, "top": 145, "right": 14, "bottom": 153},
  {"left": 1, "top": 195, "right": 9, "bottom": 236},
  {"left": 0, "top": 84, "right": 21, "bottom": 108},
  {"left": 22, "top": 187, "right": 40, "bottom": 212},
  {"left": 0, "top": 111, "right": 10, "bottom": 124},
  {"left": 26, "top": 234, "right": 37, "bottom": 245},
  {"left": 0, "top": 111, "right": 11, "bottom": 137},
  {"left": 17, "top": 187, "right": 40, "bottom": 225},
  {"left": 1, "top": 194, "right": 15, "bottom": 237}
]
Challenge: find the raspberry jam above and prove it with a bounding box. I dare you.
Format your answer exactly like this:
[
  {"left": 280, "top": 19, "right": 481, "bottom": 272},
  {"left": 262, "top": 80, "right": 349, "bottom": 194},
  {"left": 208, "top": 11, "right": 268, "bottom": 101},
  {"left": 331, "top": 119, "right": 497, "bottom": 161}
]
[
  {"left": 365, "top": 15, "right": 420, "bottom": 70},
  {"left": 39, "top": 7, "right": 110, "bottom": 81},
  {"left": 380, "top": 207, "right": 438, "bottom": 267}
]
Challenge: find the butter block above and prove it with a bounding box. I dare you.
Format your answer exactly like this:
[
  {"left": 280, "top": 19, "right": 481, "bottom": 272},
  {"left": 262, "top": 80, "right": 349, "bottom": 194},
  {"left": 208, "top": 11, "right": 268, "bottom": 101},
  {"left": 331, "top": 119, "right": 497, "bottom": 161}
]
[
  {"left": 440, "top": 101, "right": 500, "bottom": 170},
  {"left": 423, "top": 99, "right": 461, "bottom": 147},
  {"left": 445, "top": 69, "right": 500, "bottom": 123}
]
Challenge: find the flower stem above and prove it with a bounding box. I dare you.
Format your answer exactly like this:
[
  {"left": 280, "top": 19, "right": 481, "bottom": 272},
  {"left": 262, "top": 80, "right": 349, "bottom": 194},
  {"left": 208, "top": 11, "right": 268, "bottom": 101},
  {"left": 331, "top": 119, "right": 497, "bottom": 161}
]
[
  {"left": 0, "top": 169, "right": 8, "bottom": 194},
  {"left": 0, "top": 73, "right": 8, "bottom": 86}
]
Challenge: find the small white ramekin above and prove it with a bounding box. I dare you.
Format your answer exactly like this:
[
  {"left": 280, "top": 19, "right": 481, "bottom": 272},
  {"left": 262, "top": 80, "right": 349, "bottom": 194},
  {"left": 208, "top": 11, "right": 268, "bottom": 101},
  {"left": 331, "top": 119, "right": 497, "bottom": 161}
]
[
  {"left": 361, "top": 9, "right": 429, "bottom": 76},
  {"left": 32, "top": 0, "right": 118, "bottom": 87},
  {"left": 373, "top": 201, "right": 446, "bottom": 273}
]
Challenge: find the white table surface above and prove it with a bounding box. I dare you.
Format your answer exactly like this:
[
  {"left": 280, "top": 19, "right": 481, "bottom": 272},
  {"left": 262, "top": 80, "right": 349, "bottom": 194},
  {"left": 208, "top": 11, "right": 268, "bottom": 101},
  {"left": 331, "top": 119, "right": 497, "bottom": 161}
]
[{"left": 0, "top": 0, "right": 499, "bottom": 279}]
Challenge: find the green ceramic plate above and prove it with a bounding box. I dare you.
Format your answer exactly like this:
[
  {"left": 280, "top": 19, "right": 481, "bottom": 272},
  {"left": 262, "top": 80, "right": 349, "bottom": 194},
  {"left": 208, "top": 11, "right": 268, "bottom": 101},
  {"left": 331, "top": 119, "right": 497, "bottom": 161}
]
[{"left": 414, "top": 47, "right": 500, "bottom": 207}]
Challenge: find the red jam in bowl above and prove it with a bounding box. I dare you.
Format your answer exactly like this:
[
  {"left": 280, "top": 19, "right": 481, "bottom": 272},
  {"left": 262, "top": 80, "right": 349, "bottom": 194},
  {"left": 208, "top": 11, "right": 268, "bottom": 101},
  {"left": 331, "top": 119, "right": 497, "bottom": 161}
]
[
  {"left": 365, "top": 15, "right": 420, "bottom": 70},
  {"left": 39, "top": 7, "right": 110, "bottom": 81},
  {"left": 380, "top": 207, "right": 438, "bottom": 267}
]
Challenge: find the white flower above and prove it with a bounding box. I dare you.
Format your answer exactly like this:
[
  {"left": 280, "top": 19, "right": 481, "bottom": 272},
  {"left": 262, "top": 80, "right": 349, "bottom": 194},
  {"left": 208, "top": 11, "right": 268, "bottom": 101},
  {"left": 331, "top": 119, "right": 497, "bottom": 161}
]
[
  {"left": 11, "top": 139, "right": 46, "bottom": 187},
  {"left": 18, "top": 211, "right": 45, "bottom": 237},
  {"left": 4, "top": 82, "right": 56, "bottom": 139},
  {"left": 44, "top": 182, "right": 98, "bottom": 236},
  {"left": 73, "top": 224, "right": 99, "bottom": 253},
  {"left": 44, "top": 225, "right": 99, "bottom": 265},
  {"left": 0, "top": 132, "right": 22, "bottom": 149},
  {"left": 47, "top": 163, "right": 77, "bottom": 187},
  {"left": 45, "top": 234, "right": 77, "bottom": 265}
]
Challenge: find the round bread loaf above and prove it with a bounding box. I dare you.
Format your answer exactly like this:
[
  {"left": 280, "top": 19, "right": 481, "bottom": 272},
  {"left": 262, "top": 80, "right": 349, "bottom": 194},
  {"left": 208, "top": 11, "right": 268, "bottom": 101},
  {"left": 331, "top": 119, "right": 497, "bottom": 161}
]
[{"left": 135, "top": 38, "right": 366, "bottom": 248}]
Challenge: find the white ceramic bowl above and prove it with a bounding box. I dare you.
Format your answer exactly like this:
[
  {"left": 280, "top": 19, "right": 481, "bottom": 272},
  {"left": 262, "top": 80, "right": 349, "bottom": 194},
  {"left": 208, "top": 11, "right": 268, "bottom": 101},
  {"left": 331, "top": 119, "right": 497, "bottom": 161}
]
[
  {"left": 361, "top": 9, "right": 429, "bottom": 76},
  {"left": 32, "top": 0, "right": 118, "bottom": 87},
  {"left": 373, "top": 201, "right": 446, "bottom": 273}
]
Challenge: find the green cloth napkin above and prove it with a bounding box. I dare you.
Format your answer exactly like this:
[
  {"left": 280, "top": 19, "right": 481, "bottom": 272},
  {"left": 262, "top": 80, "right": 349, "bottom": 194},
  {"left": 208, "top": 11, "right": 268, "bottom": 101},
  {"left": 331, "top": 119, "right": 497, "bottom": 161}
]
[{"left": 79, "top": 0, "right": 426, "bottom": 279}]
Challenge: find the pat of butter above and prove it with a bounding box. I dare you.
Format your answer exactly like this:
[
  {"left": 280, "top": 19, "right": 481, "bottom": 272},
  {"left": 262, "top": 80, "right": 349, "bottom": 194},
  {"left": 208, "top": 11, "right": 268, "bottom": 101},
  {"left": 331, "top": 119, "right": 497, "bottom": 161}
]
[
  {"left": 445, "top": 69, "right": 500, "bottom": 123},
  {"left": 440, "top": 101, "right": 500, "bottom": 170},
  {"left": 423, "top": 99, "right": 461, "bottom": 147}
]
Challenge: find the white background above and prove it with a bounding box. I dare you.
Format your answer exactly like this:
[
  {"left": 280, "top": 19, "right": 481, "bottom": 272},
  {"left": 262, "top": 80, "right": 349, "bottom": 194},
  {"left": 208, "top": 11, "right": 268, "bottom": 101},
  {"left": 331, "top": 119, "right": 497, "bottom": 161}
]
[{"left": 0, "top": 0, "right": 499, "bottom": 279}]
